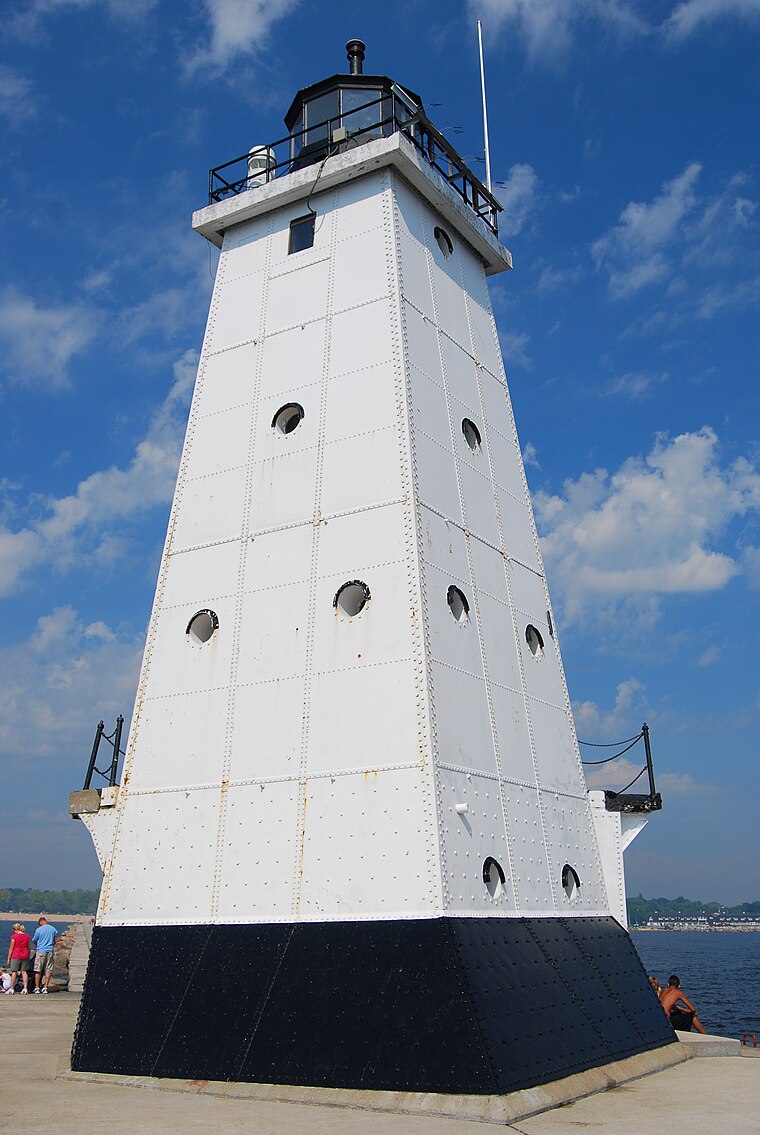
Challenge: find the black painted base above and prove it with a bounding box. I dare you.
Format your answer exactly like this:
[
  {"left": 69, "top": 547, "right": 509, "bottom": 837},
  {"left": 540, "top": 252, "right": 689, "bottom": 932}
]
[{"left": 71, "top": 916, "right": 674, "bottom": 1095}]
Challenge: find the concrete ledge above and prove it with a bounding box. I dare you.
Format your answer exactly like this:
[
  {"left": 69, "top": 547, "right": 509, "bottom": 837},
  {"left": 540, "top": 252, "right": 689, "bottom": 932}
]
[
  {"left": 676, "top": 1031, "right": 742, "bottom": 1057},
  {"left": 63, "top": 1042, "right": 688, "bottom": 1126}
]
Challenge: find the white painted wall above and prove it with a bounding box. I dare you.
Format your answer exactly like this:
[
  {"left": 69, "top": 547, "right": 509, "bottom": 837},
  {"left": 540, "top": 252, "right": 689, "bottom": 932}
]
[{"left": 91, "top": 142, "right": 611, "bottom": 927}]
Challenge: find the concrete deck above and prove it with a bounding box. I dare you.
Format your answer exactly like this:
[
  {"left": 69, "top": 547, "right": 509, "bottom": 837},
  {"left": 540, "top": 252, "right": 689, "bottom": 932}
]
[{"left": 2, "top": 993, "right": 758, "bottom": 1133}]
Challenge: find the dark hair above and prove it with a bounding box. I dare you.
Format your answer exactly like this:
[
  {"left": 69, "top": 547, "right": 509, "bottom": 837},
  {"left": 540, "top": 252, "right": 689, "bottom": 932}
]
[{"left": 668, "top": 974, "right": 680, "bottom": 987}]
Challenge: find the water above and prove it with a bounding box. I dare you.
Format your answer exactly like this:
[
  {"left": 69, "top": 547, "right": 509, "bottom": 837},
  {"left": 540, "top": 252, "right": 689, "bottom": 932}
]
[{"left": 632, "top": 929, "right": 760, "bottom": 1039}]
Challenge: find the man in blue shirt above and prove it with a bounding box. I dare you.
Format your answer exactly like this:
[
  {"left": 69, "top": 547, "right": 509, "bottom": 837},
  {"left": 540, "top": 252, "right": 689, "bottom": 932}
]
[{"left": 32, "top": 917, "right": 58, "bottom": 993}]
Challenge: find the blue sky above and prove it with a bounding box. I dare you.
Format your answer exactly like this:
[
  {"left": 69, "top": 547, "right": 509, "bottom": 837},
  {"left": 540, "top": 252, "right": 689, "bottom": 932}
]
[{"left": 1, "top": 0, "right": 758, "bottom": 904}]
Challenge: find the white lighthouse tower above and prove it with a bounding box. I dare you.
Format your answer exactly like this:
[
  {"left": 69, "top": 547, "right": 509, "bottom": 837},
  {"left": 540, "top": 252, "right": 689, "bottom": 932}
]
[{"left": 71, "top": 42, "right": 674, "bottom": 1095}]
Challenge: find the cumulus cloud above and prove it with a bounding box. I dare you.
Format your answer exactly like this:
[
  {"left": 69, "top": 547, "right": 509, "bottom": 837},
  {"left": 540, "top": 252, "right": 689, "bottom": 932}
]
[
  {"left": 534, "top": 427, "right": 760, "bottom": 622},
  {"left": 0, "top": 349, "right": 196, "bottom": 597},
  {"left": 185, "top": 0, "right": 300, "bottom": 74},
  {"left": 591, "top": 163, "right": 701, "bottom": 298},
  {"left": 0, "top": 605, "right": 143, "bottom": 764},
  {"left": 0, "top": 66, "right": 36, "bottom": 126},
  {"left": 471, "top": 0, "right": 646, "bottom": 62},
  {"left": 575, "top": 677, "right": 647, "bottom": 742},
  {"left": 496, "top": 163, "right": 539, "bottom": 235},
  {"left": 0, "top": 288, "right": 98, "bottom": 388},
  {"left": 664, "top": 0, "right": 760, "bottom": 40}
]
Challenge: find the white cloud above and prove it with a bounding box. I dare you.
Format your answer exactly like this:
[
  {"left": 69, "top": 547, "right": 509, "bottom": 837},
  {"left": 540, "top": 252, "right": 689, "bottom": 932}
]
[
  {"left": 591, "top": 163, "right": 701, "bottom": 298},
  {"left": 522, "top": 441, "right": 540, "bottom": 468},
  {"left": 696, "top": 645, "right": 720, "bottom": 667},
  {"left": 0, "top": 350, "right": 196, "bottom": 597},
  {"left": 500, "top": 329, "right": 531, "bottom": 367},
  {"left": 471, "top": 0, "right": 646, "bottom": 62},
  {"left": 664, "top": 0, "right": 760, "bottom": 41},
  {"left": 536, "top": 264, "right": 583, "bottom": 293},
  {"left": 534, "top": 427, "right": 760, "bottom": 622},
  {"left": 0, "top": 287, "right": 98, "bottom": 387},
  {"left": 496, "top": 163, "right": 539, "bottom": 235},
  {"left": 0, "top": 606, "right": 142, "bottom": 763},
  {"left": 575, "top": 677, "right": 647, "bottom": 741},
  {"left": 10, "top": 0, "right": 156, "bottom": 39},
  {"left": 601, "top": 371, "right": 660, "bottom": 399},
  {"left": 186, "top": 0, "right": 300, "bottom": 74},
  {"left": 0, "top": 66, "right": 36, "bottom": 126}
]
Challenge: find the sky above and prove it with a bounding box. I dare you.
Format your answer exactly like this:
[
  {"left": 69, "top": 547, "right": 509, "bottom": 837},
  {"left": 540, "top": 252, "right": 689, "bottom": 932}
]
[{"left": 0, "top": 0, "right": 758, "bottom": 905}]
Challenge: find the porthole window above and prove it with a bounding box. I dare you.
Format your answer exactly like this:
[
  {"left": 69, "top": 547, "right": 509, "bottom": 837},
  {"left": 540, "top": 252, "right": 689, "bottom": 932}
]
[
  {"left": 334, "top": 580, "right": 370, "bottom": 618},
  {"left": 288, "top": 214, "right": 315, "bottom": 254},
  {"left": 483, "top": 856, "right": 505, "bottom": 900},
  {"left": 562, "top": 864, "right": 580, "bottom": 901},
  {"left": 447, "top": 585, "right": 470, "bottom": 625},
  {"left": 434, "top": 225, "right": 453, "bottom": 259},
  {"left": 525, "top": 624, "right": 544, "bottom": 658},
  {"left": 272, "top": 402, "right": 304, "bottom": 435},
  {"left": 462, "top": 418, "right": 482, "bottom": 453},
  {"left": 186, "top": 609, "right": 218, "bottom": 645}
]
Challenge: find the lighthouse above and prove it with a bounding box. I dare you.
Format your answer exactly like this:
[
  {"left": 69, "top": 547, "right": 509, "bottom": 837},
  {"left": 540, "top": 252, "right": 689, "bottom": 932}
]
[{"left": 70, "top": 42, "right": 675, "bottom": 1097}]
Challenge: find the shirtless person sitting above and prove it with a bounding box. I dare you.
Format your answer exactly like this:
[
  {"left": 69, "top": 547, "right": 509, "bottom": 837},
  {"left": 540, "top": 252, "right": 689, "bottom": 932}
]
[{"left": 659, "top": 974, "right": 707, "bottom": 1033}]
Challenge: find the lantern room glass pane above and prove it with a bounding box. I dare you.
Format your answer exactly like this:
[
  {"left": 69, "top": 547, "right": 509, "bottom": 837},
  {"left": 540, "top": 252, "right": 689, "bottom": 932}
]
[
  {"left": 305, "top": 90, "right": 339, "bottom": 146},
  {"left": 341, "top": 87, "right": 384, "bottom": 140}
]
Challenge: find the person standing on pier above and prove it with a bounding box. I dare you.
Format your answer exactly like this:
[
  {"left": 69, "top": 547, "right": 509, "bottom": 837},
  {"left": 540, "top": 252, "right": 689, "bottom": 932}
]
[
  {"left": 5, "top": 924, "right": 31, "bottom": 994},
  {"left": 31, "top": 917, "right": 58, "bottom": 994}
]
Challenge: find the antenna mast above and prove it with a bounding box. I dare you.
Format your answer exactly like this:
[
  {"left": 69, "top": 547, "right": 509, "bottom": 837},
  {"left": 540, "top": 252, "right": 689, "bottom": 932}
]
[{"left": 477, "top": 19, "right": 492, "bottom": 193}]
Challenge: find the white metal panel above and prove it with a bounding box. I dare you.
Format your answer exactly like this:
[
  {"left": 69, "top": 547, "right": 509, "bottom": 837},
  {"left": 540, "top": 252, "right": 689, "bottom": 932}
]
[
  {"left": 397, "top": 231, "right": 435, "bottom": 321},
  {"left": 323, "top": 362, "right": 399, "bottom": 446},
  {"left": 298, "top": 767, "right": 435, "bottom": 919},
  {"left": 228, "top": 675, "right": 305, "bottom": 782},
  {"left": 413, "top": 429, "right": 460, "bottom": 520},
  {"left": 409, "top": 365, "right": 451, "bottom": 451},
  {"left": 436, "top": 766, "right": 515, "bottom": 914},
  {"left": 171, "top": 468, "right": 247, "bottom": 553},
  {"left": 488, "top": 682, "right": 537, "bottom": 786},
  {"left": 320, "top": 427, "right": 403, "bottom": 516},
  {"left": 518, "top": 624, "right": 569, "bottom": 711},
  {"left": 541, "top": 793, "right": 609, "bottom": 914},
  {"left": 479, "top": 370, "right": 514, "bottom": 442},
  {"left": 252, "top": 381, "right": 320, "bottom": 464},
  {"left": 161, "top": 541, "right": 242, "bottom": 611},
  {"left": 182, "top": 404, "right": 252, "bottom": 482},
  {"left": 477, "top": 592, "right": 522, "bottom": 694},
  {"left": 497, "top": 487, "right": 542, "bottom": 570},
  {"left": 460, "top": 256, "right": 504, "bottom": 378},
  {"left": 310, "top": 558, "right": 413, "bottom": 675},
  {"left": 199, "top": 343, "right": 258, "bottom": 417},
  {"left": 315, "top": 501, "right": 407, "bottom": 579},
  {"left": 249, "top": 447, "right": 319, "bottom": 531},
  {"left": 458, "top": 456, "right": 501, "bottom": 548},
  {"left": 332, "top": 225, "right": 390, "bottom": 313},
  {"left": 419, "top": 507, "right": 471, "bottom": 583},
  {"left": 215, "top": 780, "right": 301, "bottom": 921},
  {"left": 259, "top": 322, "right": 326, "bottom": 400},
  {"left": 208, "top": 275, "right": 265, "bottom": 352},
  {"left": 247, "top": 524, "right": 314, "bottom": 591},
  {"left": 440, "top": 336, "right": 480, "bottom": 419},
  {"left": 432, "top": 268, "right": 472, "bottom": 358},
  {"left": 499, "top": 782, "right": 554, "bottom": 912},
  {"left": 267, "top": 201, "right": 331, "bottom": 271},
  {"left": 467, "top": 534, "right": 508, "bottom": 604},
  {"left": 102, "top": 788, "right": 219, "bottom": 924},
  {"left": 222, "top": 220, "right": 270, "bottom": 280},
  {"left": 236, "top": 580, "right": 310, "bottom": 685},
  {"left": 329, "top": 298, "right": 394, "bottom": 377},
  {"left": 127, "top": 689, "right": 229, "bottom": 792},
  {"left": 402, "top": 299, "right": 443, "bottom": 381},
  {"left": 429, "top": 662, "right": 496, "bottom": 776},
  {"left": 508, "top": 560, "right": 550, "bottom": 626},
  {"left": 529, "top": 702, "right": 586, "bottom": 795},
  {"left": 306, "top": 660, "right": 420, "bottom": 776},
  {"left": 390, "top": 174, "right": 428, "bottom": 245},
  {"left": 141, "top": 598, "right": 236, "bottom": 700},
  {"left": 328, "top": 170, "right": 388, "bottom": 239},
  {"left": 423, "top": 560, "right": 485, "bottom": 679},
  {"left": 266, "top": 258, "right": 331, "bottom": 335}
]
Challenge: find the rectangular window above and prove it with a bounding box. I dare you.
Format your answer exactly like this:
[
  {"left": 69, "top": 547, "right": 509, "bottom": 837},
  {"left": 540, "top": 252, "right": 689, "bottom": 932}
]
[{"left": 288, "top": 214, "right": 315, "bottom": 254}]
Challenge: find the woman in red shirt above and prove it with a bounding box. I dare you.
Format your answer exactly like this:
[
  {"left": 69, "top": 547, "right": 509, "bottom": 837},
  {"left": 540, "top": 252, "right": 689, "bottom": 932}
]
[{"left": 6, "top": 923, "right": 31, "bottom": 994}]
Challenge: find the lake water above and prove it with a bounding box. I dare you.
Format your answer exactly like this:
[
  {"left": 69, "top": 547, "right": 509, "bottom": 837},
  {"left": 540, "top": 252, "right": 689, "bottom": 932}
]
[
  {"left": 3, "top": 919, "right": 757, "bottom": 1040},
  {"left": 631, "top": 929, "right": 760, "bottom": 1039}
]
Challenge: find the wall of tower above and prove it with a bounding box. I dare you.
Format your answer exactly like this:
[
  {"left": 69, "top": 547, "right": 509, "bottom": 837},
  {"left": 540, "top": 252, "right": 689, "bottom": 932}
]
[{"left": 390, "top": 174, "right": 609, "bottom": 918}]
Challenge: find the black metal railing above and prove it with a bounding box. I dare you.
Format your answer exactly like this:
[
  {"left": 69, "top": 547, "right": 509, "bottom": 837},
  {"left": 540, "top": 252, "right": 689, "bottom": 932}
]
[
  {"left": 580, "top": 722, "right": 662, "bottom": 814},
  {"left": 83, "top": 715, "right": 124, "bottom": 790},
  {"left": 208, "top": 91, "right": 502, "bottom": 235}
]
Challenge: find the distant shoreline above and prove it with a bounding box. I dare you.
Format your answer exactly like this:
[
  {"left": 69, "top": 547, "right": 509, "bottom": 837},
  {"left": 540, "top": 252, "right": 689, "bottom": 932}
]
[
  {"left": 633, "top": 925, "right": 760, "bottom": 932},
  {"left": 0, "top": 911, "right": 94, "bottom": 923}
]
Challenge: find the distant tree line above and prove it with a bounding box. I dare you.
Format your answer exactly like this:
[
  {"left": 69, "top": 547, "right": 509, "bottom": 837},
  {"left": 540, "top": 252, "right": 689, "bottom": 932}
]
[
  {"left": 627, "top": 894, "right": 760, "bottom": 925},
  {"left": 0, "top": 887, "right": 100, "bottom": 914}
]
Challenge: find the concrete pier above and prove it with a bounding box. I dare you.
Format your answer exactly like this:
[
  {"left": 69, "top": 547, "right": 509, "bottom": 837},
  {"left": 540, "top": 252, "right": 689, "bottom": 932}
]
[{"left": 1, "top": 993, "right": 758, "bottom": 1133}]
